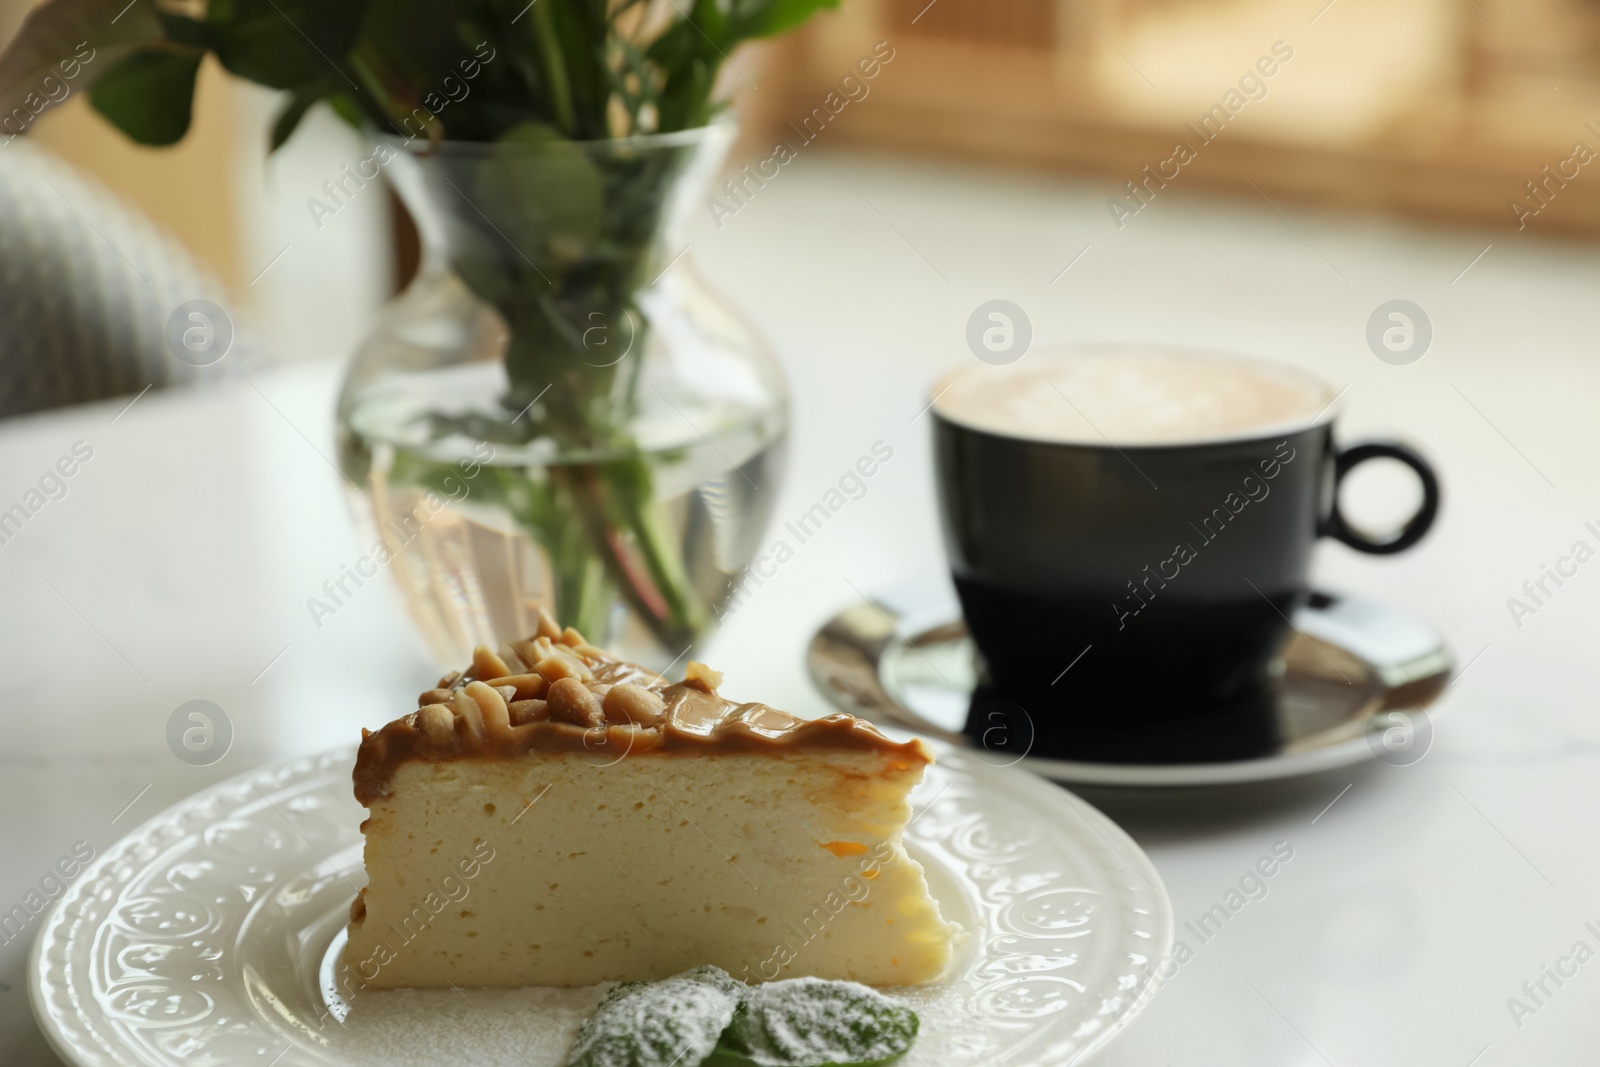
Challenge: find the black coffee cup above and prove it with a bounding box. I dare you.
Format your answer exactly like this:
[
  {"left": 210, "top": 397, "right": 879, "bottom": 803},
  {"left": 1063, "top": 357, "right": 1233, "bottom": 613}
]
[{"left": 931, "top": 346, "right": 1439, "bottom": 764}]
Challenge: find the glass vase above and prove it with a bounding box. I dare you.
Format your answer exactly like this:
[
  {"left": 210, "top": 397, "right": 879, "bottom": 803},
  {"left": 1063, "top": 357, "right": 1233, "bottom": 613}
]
[{"left": 335, "top": 123, "right": 787, "bottom": 670}]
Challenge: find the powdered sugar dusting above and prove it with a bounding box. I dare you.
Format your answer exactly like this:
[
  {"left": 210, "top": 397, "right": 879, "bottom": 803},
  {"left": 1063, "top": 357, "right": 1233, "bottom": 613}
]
[
  {"left": 318, "top": 969, "right": 930, "bottom": 1067},
  {"left": 565, "top": 969, "right": 742, "bottom": 1067},
  {"left": 332, "top": 985, "right": 609, "bottom": 1067},
  {"left": 737, "top": 976, "right": 918, "bottom": 1065}
]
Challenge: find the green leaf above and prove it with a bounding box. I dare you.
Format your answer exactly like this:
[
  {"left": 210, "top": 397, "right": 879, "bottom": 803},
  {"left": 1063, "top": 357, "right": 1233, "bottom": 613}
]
[
  {"left": 270, "top": 85, "right": 321, "bottom": 149},
  {"left": 731, "top": 0, "right": 841, "bottom": 39},
  {"left": 208, "top": 0, "right": 367, "bottom": 90},
  {"left": 473, "top": 121, "right": 604, "bottom": 261},
  {"left": 89, "top": 48, "right": 202, "bottom": 145},
  {"left": 655, "top": 56, "right": 713, "bottom": 131},
  {"left": 690, "top": 0, "right": 733, "bottom": 45},
  {"left": 644, "top": 0, "right": 733, "bottom": 131},
  {"left": 268, "top": 71, "right": 348, "bottom": 148},
  {"left": 564, "top": 967, "right": 744, "bottom": 1067},
  {"left": 356, "top": 0, "right": 467, "bottom": 93},
  {"left": 526, "top": 0, "right": 576, "bottom": 132},
  {"left": 157, "top": 13, "right": 209, "bottom": 48},
  {"left": 543, "top": 0, "right": 611, "bottom": 139},
  {"left": 0, "top": 0, "right": 164, "bottom": 130},
  {"left": 642, "top": 21, "right": 696, "bottom": 84},
  {"left": 326, "top": 91, "right": 365, "bottom": 128},
  {"left": 718, "top": 978, "right": 918, "bottom": 1067}
]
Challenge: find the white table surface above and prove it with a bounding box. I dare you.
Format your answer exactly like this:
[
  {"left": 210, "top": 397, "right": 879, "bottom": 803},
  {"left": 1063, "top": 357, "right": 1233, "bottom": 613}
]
[{"left": 4, "top": 149, "right": 1599, "bottom": 1066}]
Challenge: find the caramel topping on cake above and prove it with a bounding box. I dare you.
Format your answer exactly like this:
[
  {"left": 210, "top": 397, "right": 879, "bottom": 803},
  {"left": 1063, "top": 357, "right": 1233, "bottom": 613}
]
[{"left": 353, "top": 620, "right": 928, "bottom": 805}]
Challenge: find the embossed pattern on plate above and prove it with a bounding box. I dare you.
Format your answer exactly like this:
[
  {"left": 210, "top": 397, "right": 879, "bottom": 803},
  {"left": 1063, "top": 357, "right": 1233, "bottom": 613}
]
[{"left": 31, "top": 746, "right": 1172, "bottom": 1067}]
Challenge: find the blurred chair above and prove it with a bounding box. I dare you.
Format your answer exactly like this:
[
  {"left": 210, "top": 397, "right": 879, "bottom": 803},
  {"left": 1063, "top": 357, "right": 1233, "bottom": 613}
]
[{"left": 0, "top": 140, "right": 243, "bottom": 419}]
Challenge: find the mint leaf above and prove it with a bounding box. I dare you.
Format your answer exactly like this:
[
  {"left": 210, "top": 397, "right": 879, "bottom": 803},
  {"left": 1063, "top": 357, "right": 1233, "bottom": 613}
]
[
  {"left": 720, "top": 978, "right": 918, "bottom": 1067},
  {"left": 565, "top": 967, "right": 745, "bottom": 1067},
  {"left": 678, "top": 965, "right": 750, "bottom": 1000}
]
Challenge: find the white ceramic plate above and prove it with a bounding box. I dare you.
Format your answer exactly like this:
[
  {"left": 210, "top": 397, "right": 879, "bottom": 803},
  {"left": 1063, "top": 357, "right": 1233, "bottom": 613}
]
[{"left": 31, "top": 744, "right": 1172, "bottom": 1067}]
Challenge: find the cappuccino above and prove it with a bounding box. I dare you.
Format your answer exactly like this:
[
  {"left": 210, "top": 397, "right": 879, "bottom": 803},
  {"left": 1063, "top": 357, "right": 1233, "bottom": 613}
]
[
  {"left": 933, "top": 349, "right": 1334, "bottom": 447},
  {"left": 931, "top": 344, "right": 1438, "bottom": 763}
]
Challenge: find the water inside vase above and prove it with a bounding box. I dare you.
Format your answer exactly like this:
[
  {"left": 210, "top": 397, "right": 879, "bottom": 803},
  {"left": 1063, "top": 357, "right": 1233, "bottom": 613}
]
[{"left": 340, "top": 361, "right": 785, "bottom": 671}]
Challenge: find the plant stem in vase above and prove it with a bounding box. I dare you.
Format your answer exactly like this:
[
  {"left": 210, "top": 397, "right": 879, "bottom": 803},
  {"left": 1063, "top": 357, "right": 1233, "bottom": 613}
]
[{"left": 337, "top": 122, "right": 786, "bottom": 669}]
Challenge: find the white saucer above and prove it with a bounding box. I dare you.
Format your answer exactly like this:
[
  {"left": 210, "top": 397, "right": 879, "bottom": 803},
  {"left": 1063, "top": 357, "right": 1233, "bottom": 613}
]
[
  {"left": 807, "top": 581, "right": 1453, "bottom": 788},
  {"left": 31, "top": 745, "right": 1173, "bottom": 1067}
]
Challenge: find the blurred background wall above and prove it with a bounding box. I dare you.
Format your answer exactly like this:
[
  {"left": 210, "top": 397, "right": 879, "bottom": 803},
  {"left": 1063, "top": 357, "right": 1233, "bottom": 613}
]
[
  {"left": 746, "top": 0, "right": 1600, "bottom": 234},
  {"left": 5, "top": 0, "right": 1598, "bottom": 376}
]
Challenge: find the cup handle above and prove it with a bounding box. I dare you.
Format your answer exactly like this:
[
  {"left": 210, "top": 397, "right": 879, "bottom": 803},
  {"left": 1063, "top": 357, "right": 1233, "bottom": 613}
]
[{"left": 1322, "top": 441, "right": 1440, "bottom": 554}]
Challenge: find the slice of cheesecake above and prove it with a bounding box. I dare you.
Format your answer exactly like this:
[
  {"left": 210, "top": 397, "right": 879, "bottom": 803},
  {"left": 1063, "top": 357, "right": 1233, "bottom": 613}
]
[{"left": 343, "top": 610, "right": 956, "bottom": 991}]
